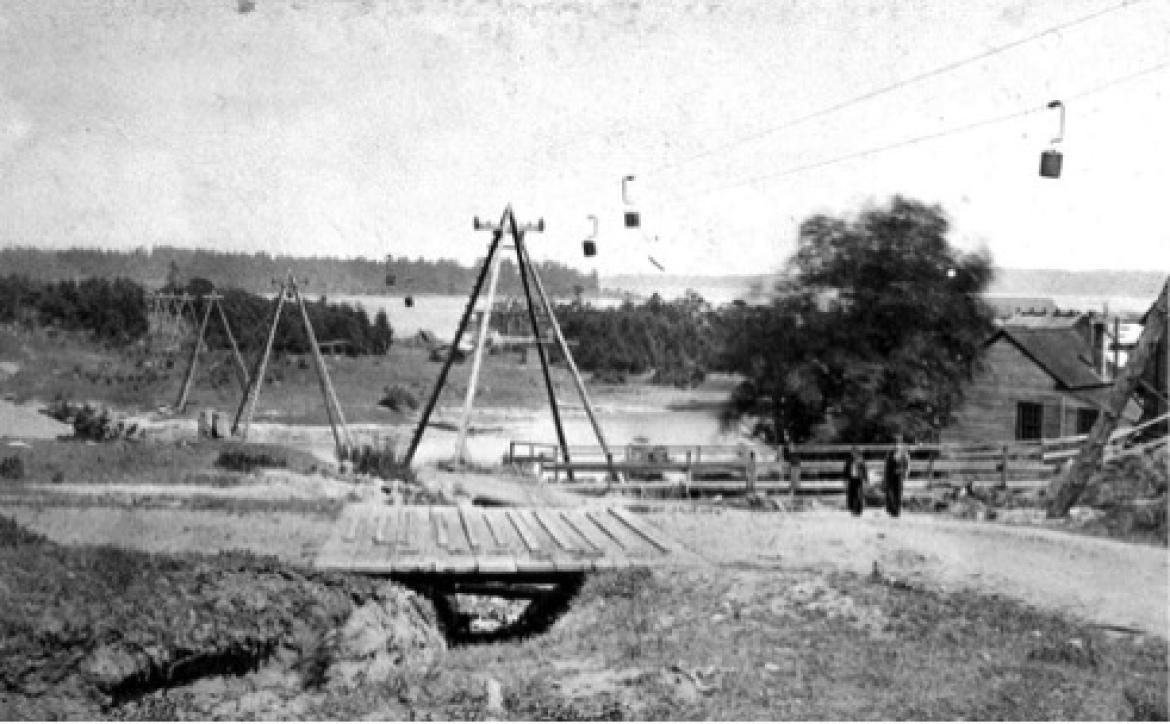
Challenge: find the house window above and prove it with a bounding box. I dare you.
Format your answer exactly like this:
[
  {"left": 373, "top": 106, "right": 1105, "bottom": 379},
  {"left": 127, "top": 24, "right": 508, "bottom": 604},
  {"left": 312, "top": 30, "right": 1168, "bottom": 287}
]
[
  {"left": 1076, "top": 408, "right": 1099, "bottom": 435},
  {"left": 1016, "top": 402, "right": 1043, "bottom": 440}
]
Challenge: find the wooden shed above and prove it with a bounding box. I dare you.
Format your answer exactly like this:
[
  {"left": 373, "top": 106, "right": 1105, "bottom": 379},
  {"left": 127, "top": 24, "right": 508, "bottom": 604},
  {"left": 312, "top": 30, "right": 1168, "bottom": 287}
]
[{"left": 943, "top": 319, "right": 1111, "bottom": 444}]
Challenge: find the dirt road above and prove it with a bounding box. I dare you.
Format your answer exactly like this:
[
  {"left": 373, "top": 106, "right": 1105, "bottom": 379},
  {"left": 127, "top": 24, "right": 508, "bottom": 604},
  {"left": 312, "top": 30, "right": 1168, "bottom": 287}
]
[{"left": 650, "top": 509, "right": 1169, "bottom": 637}]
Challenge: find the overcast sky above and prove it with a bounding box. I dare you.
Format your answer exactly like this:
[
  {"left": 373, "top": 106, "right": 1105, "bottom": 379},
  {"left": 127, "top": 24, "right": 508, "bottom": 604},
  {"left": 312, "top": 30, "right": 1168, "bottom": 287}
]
[{"left": 0, "top": 0, "right": 1167, "bottom": 277}]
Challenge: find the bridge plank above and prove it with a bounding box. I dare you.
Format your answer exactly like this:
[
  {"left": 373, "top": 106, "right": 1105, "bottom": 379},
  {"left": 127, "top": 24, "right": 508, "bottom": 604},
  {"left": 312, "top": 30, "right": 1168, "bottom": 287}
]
[
  {"left": 562, "top": 509, "right": 626, "bottom": 570},
  {"left": 609, "top": 508, "right": 673, "bottom": 554},
  {"left": 434, "top": 507, "right": 477, "bottom": 573},
  {"left": 393, "top": 507, "right": 433, "bottom": 573},
  {"left": 462, "top": 507, "right": 517, "bottom": 573},
  {"left": 587, "top": 509, "right": 661, "bottom": 560},
  {"left": 316, "top": 504, "right": 670, "bottom": 575}
]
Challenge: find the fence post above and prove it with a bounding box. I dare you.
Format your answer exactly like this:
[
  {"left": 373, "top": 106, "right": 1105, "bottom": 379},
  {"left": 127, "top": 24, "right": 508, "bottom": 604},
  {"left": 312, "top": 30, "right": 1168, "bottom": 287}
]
[
  {"left": 606, "top": 451, "right": 615, "bottom": 483},
  {"left": 685, "top": 449, "right": 693, "bottom": 497},
  {"left": 790, "top": 447, "right": 802, "bottom": 499},
  {"left": 747, "top": 450, "right": 757, "bottom": 494},
  {"left": 1000, "top": 444, "right": 1009, "bottom": 489}
]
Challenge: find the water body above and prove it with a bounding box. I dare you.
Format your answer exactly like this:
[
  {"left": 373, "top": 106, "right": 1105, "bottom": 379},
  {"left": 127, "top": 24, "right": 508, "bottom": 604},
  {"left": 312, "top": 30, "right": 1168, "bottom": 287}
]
[{"left": 330, "top": 293, "right": 628, "bottom": 339}]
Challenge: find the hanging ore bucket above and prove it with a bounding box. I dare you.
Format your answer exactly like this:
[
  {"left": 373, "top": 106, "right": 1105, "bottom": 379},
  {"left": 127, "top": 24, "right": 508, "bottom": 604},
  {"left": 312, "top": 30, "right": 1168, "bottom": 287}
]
[
  {"left": 1039, "top": 149, "right": 1063, "bottom": 179},
  {"left": 622, "top": 175, "right": 640, "bottom": 228},
  {"left": 1039, "top": 100, "right": 1064, "bottom": 179},
  {"left": 583, "top": 215, "right": 598, "bottom": 257}
]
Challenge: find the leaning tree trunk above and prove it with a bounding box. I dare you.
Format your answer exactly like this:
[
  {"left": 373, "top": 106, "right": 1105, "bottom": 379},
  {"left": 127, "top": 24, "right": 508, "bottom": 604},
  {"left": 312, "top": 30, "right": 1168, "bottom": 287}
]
[{"left": 1047, "top": 281, "right": 1167, "bottom": 518}]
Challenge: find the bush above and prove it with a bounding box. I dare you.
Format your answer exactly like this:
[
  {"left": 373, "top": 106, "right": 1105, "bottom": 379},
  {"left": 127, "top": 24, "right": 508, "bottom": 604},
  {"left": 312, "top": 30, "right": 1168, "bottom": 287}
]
[
  {"left": 45, "top": 398, "right": 141, "bottom": 442},
  {"left": 0, "top": 455, "right": 24, "bottom": 480},
  {"left": 341, "top": 443, "right": 415, "bottom": 482},
  {"left": 591, "top": 368, "right": 627, "bottom": 384},
  {"left": 215, "top": 449, "right": 287, "bottom": 473},
  {"left": 377, "top": 385, "right": 419, "bottom": 412}
]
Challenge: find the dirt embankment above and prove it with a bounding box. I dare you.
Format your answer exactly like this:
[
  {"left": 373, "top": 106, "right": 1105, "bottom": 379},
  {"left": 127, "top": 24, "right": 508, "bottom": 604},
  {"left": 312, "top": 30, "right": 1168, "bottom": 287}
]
[{"left": 0, "top": 516, "right": 445, "bottom": 720}]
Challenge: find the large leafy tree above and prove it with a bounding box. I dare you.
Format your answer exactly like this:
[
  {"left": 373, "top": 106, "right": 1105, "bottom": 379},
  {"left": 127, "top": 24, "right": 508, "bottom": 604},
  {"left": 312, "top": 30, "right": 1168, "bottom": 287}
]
[{"left": 725, "top": 196, "right": 995, "bottom": 443}]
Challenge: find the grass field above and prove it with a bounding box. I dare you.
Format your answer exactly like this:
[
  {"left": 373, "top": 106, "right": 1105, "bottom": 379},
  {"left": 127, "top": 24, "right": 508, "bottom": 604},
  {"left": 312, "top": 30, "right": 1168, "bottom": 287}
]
[{"left": 0, "top": 437, "right": 323, "bottom": 488}]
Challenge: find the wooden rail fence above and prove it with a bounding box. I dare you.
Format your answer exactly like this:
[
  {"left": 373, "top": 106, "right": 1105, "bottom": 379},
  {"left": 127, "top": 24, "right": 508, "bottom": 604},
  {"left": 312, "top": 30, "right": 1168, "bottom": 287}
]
[{"left": 505, "top": 414, "right": 1167, "bottom": 496}]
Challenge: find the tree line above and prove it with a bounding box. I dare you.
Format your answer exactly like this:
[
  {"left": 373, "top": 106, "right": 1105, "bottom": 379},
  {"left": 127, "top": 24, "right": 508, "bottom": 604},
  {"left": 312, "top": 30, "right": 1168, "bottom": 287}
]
[
  {"left": 0, "top": 246, "right": 598, "bottom": 297},
  {"left": 0, "top": 275, "right": 393, "bottom": 355}
]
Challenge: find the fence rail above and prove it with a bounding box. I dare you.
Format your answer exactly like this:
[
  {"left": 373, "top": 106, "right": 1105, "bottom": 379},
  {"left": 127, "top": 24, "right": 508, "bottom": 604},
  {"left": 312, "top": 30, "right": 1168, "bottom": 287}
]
[{"left": 505, "top": 414, "right": 1167, "bottom": 495}]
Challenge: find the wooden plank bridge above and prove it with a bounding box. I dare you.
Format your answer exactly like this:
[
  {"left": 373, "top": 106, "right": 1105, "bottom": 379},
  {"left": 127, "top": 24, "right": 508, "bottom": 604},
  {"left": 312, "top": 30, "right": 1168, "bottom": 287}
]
[{"left": 315, "top": 504, "right": 680, "bottom": 580}]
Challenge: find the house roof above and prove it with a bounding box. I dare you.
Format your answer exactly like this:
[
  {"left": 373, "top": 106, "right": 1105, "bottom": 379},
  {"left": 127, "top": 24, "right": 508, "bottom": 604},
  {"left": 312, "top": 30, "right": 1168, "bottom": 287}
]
[{"left": 988, "top": 327, "right": 1108, "bottom": 390}]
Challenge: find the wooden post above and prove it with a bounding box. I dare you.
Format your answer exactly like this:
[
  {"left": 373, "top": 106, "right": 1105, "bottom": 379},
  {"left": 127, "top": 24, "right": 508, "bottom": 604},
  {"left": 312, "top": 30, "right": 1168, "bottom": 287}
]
[
  {"left": 747, "top": 450, "right": 757, "bottom": 493},
  {"left": 519, "top": 239, "right": 620, "bottom": 483},
  {"left": 1000, "top": 444, "right": 1009, "bottom": 488},
  {"left": 790, "top": 446, "right": 801, "bottom": 499},
  {"left": 175, "top": 294, "right": 214, "bottom": 412},
  {"left": 403, "top": 213, "right": 506, "bottom": 466},
  {"left": 455, "top": 249, "right": 504, "bottom": 462},
  {"left": 513, "top": 226, "right": 573, "bottom": 482},
  {"left": 293, "top": 278, "right": 352, "bottom": 458},
  {"left": 231, "top": 282, "right": 286, "bottom": 439},
  {"left": 215, "top": 297, "right": 250, "bottom": 390}
]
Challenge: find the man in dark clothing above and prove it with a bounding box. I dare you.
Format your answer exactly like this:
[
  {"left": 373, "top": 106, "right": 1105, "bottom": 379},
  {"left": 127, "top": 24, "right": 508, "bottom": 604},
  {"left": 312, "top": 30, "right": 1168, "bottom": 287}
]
[
  {"left": 843, "top": 446, "right": 866, "bottom": 516},
  {"left": 884, "top": 439, "right": 910, "bottom": 517}
]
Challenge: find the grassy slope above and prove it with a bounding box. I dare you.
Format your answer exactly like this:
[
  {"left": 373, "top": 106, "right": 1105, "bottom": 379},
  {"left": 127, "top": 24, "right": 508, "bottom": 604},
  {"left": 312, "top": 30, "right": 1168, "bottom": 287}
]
[
  {"left": 0, "top": 327, "right": 587, "bottom": 425},
  {"left": 414, "top": 567, "right": 1168, "bottom": 721},
  {"left": 285, "top": 565, "right": 1170, "bottom": 721}
]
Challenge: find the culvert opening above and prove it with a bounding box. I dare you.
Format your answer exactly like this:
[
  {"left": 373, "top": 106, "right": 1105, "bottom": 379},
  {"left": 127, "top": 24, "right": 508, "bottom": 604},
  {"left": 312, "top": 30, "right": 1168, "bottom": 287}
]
[{"left": 408, "top": 573, "right": 586, "bottom": 646}]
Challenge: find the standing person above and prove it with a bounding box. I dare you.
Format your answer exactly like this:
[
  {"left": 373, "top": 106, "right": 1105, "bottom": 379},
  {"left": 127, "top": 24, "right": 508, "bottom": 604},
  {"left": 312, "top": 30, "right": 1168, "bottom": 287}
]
[
  {"left": 884, "top": 437, "right": 910, "bottom": 517},
  {"left": 843, "top": 446, "right": 866, "bottom": 516}
]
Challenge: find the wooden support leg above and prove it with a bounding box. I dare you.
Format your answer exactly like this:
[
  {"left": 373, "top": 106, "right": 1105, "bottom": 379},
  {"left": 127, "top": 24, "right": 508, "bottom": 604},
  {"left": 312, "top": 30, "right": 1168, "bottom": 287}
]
[
  {"left": 215, "top": 298, "right": 251, "bottom": 391},
  {"left": 513, "top": 231, "right": 573, "bottom": 482},
  {"left": 519, "top": 240, "right": 620, "bottom": 484},
  {"left": 455, "top": 249, "right": 504, "bottom": 462},
  {"left": 231, "top": 284, "right": 286, "bottom": 439},
  {"left": 175, "top": 295, "right": 214, "bottom": 412},
  {"left": 404, "top": 222, "right": 505, "bottom": 466},
  {"left": 293, "top": 280, "right": 351, "bottom": 458}
]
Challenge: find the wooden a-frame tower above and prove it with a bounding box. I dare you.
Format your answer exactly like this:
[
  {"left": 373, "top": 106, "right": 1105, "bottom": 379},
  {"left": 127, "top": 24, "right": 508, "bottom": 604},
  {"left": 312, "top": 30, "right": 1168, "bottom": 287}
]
[
  {"left": 403, "top": 206, "right": 619, "bottom": 481},
  {"left": 174, "top": 290, "right": 250, "bottom": 413},
  {"left": 230, "top": 271, "right": 353, "bottom": 458}
]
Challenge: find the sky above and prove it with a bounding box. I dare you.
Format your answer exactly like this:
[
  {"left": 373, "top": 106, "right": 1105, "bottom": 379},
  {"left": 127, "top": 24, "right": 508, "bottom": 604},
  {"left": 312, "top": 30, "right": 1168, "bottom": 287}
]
[{"left": 0, "top": 0, "right": 1168, "bottom": 278}]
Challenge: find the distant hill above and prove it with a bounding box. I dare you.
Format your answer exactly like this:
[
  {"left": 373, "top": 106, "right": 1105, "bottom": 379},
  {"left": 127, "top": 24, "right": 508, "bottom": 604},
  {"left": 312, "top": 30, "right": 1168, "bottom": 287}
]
[
  {"left": 602, "top": 268, "right": 1166, "bottom": 310},
  {"left": 986, "top": 269, "right": 1165, "bottom": 299},
  {"left": 0, "top": 246, "right": 599, "bottom": 298}
]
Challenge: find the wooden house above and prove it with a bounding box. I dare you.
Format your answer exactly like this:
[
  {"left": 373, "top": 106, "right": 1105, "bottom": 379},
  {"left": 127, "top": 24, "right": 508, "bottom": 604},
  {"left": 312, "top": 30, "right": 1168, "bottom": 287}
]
[{"left": 943, "top": 314, "right": 1112, "bottom": 443}]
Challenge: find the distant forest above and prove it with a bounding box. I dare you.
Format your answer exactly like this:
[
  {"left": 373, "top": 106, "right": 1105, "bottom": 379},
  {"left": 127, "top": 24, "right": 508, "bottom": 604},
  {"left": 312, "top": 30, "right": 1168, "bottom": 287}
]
[{"left": 0, "top": 246, "right": 599, "bottom": 297}]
